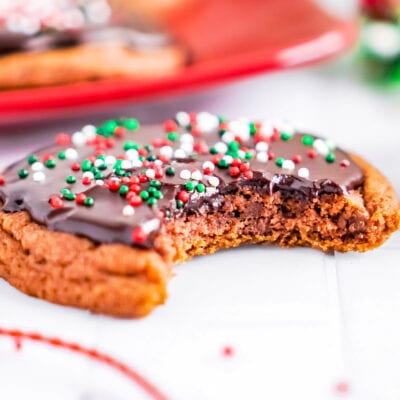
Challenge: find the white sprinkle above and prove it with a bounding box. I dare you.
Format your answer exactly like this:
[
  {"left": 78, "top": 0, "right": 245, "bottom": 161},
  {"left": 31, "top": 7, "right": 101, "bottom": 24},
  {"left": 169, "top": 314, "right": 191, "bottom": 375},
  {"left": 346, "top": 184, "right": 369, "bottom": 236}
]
[
  {"left": 256, "top": 152, "right": 269, "bottom": 163},
  {"left": 259, "top": 121, "right": 274, "bottom": 137},
  {"left": 202, "top": 161, "right": 215, "bottom": 171},
  {"left": 82, "top": 124, "right": 96, "bottom": 140},
  {"left": 96, "top": 180, "right": 105, "bottom": 186},
  {"left": 255, "top": 142, "right": 269, "bottom": 152},
  {"left": 180, "top": 169, "right": 191, "bottom": 180},
  {"left": 94, "top": 159, "right": 106, "bottom": 168},
  {"left": 214, "top": 142, "right": 228, "bottom": 154},
  {"left": 298, "top": 167, "right": 310, "bottom": 178},
  {"left": 174, "top": 149, "right": 186, "bottom": 159},
  {"left": 120, "top": 160, "right": 132, "bottom": 170},
  {"left": 123, "top": 205, "right": 135, "bottom": 216},
  {"left": 82, "top": 171, "right": 94, "bottom": 180},
  {"left": 228, "top": 119, "right": 250, "bottom": 141},
  {"left": 325, "top": 139, "right": 336, "bottom": 151},
  {"left": 72, "top": 131, "right": 86, "bottom": 147},
  {"left": 105, "top": 155, "right": 116, "bottom": 166},
  {"left": 196, "top": 112, "right": 219, "bottom": 133},
  {"left": 175, "top": 111, "right": 190, "bottom": 127},
  {"left": 31, "top": 162, "right": 44, "bottom": 171},
  {"left": 145, "top": 169, "right": 155, "bottom": 179},
  {"left": 131, "top": 159, "right": 143, "bottom": 168},
  {"left": 180, "top": 133, "right": 194, "bottom": 144},
  {"left": 363, "top": 21, "right": 400, "bottom": 59},
  {"left": 222, "top": 155, "right": 233, "bottom": 164},
  {"left": 313, "top": 139, "right": 329, "bottom": 156},
  {"left": 282, "top": 160, "right": 295, "bottom": 171},
  {"left": 160, "top": 146, "right": 173, "bottom": 158},
  {"left": 191, "top": 170, "right": 202, "bottom": 181},
  {"left": 275, "top": 120, "right": 295, "bottom": 135},
  {"left": 154, "top": 160, "right": 163, "bottom": 166},
  {"left": 125, "top": 149, "right": 139, "bottom": 160},
  {"left": 32, "top": 171, "right": 45, "bottom": 182},
  {"left": 142, "top": 218, "right": 161, "bottom": 233},
  {"left": 180, "top": 143, "right": 193, "bottom": 155},
  {"left": 208, "top": 176, "right": 220, "bottom": 187},
  {"left": 65, "top": 148, "right": 78, "bottom": 161},
  {"left": 221, "top": 131, "right": 235, "bottom": 143}
]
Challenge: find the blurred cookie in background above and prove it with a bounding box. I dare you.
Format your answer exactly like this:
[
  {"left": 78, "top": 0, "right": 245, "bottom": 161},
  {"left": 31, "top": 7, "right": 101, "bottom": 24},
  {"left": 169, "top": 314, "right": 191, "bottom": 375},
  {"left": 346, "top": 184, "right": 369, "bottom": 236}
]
[{"left": 0, "top": 0, "right": 188, "bottom": 89}]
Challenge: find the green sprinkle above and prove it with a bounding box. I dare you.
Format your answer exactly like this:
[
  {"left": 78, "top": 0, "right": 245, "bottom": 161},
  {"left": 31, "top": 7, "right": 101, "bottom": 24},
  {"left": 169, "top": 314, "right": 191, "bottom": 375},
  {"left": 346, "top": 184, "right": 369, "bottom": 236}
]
[
  {"left": 144, "top": 145, "right": 153, "bottom": 153},
  {"left": 167, "top": 132, "right": 179, "bottom": 142},
  {"left": 60, "top": 188, "right": 71, "bottom": 196},
  {"left": 81, "top": 160, "right": 92, "bottom": 172},
  {"left": 66, "top": 175, "right": 76, "bottom": 184},
  {"left": 218, "top": 159, "right": 229, "bottom": 169},
  {"left": 280, "top": 132, "right": 292, "bottom": 141},
  {"left": 123, "top": 141, "right": 139, "bottom": 151},
  {"left": 196, "top": 183, "right": 206, "bottom": 193},
  {"left": 150, "top": 180, "right": 161, "bottom": 188},
  {"left": 102, "top": 120, "right": 118, "bottom": 137},
  {"left": 97, "top": 162, "right": 107, "bottom": 171},
  {"left": 249, "top": 122, "right": 257, "bottom": 136},
  {"left": 147, "top": 197, "right": 157, "bottom": 206},
  {"left": 27, "top": 155, "right": 37, "bottom": 165},
  {"left": 119, "top": 185, "right": 129, "bottom": 196},
  {"left": 153, "top": 190, "right": 163, "bottom": 199},
  {"left": 124, "top": 118, "right": 139, "bottom": 131},
  {"left": 147, "top": 155, "right": 157, "bottom": 162},
  {"left": 210, "top": 147, "right": 218, "bottom": 155},
  {"left": 84, "top": 197, "right": 94, "bottom": 207},
  {"left": 139, "top": 190, "right": 150, "bottom": 200},
  {"left": 176, "top": 199, "right": 184, "bottom": 209},
  {"left": 58, "top": 151, "right": 66, "bottom": 160},
  {"left": 65, "top": 193, "right": 76, "bottom": 201},
  {"left": 185, "top": 181, "right": 195, "bottom": 191},
  {"left": 245, "top": 151, "right": 253, "bottom": 160},
  {"left": 228, "top": 141, "right": 240, "bottom": 152},
  {"left": 148, "top": 186, "right": 157, "bottom": 195},
  {"left": 115, "top": 169, "right": 125, "bottom": 177},
  {"left": 45, "top": 159, "right": 56, "bottom": 169},
  {"left": 302, "top": 135, "right": 314, "bottom": 146},
  {"left": 326, "top": 153, "right": 335, "bottom": 163},
  {"left": 94, "top": 172, "right": 103, "bottom": 180},
  {"left": 165, "top": 166, "right": 175, "bottom": 176},
  {"left": 275, "top": 157, "right": 284, "bottom": 167},
  {"left": 18, "top": 169, "right": 29, "bottom": 179}
]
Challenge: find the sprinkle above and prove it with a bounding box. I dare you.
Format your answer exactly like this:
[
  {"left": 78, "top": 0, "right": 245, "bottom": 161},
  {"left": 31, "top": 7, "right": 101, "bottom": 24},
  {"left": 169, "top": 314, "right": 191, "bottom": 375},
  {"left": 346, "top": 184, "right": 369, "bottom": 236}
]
[
  {"left": 105, "top": 155, "right": 116, "bottom": 166},
  {"left": 55, "top": 133, "right": 71, "bottom": 145},
  {"left": 256, "top": 152, "right": 268, "bottom": 163},
  {"left": 0, "top": 176, "right": 4, "bottom": 185},
  {"left": 221, "top": 131, "right": 235, "bottom": 143},
  {"left": 180, "top": 143, "right": 193, "bottom": 154},
  {"left": 147, "top": 197, "right": 157, "bottom": 206},
  {"left": 176, "top": 199, "right": 184, "bottom": 209},
  {"left": 175, "top": 111, "right": 190, "bottom": 127},
  {"left": 174, "top": 149, "right": 186, "bottom": 159},
  {"left": 120, "top": 160, "right": 132, "bottom": 170},
  {"left": 280, "top": 132, "right": 293, "bottom": 141},
  {"left": 340, "top": 159, "right": 350, "bottom": 167},
  {"left": 28, "top": 155, "right": 38, "bottom": 165},
  {"left": 82, "top": 171, "right": 94, "bottom": 180},
  {"left": 18, "top": 169, "right": 29, "bottom": 179},
  {"left": 119, "top": 185, "right": 129, "bottom": 196},
  {"left": 326, "top": 153, "right": 335, "bottom": 163},
  {"left": 302, "top": 135, "right": 314, "bottom": 146},
  {"left": 132, "top": 227, "right": 147, "bottom": 243},
  {"left": 165, "top": 166, "right": 175, "bottom": 176},
  {"left": 222, "top": 346, "right": 234, "bottom": 357},
  {"left": 145, "top": 169, "right": 156, "bottom": 179},
  {"left": 255, "top": 142, "right": 269, "bottom": 152},
  {"left": 139, "top": 190, "right": 150, "bottom": 200},
  {"left": 125, "top": 149, "right": 139, "bottom": 160},
  {"left": 196, "top": 183, "right": 206, "bottom": 193},
  {"left": 313, "top": 139, "right": 329, "bottom": 156},
  {"left": 108, "top": 179, "right": 121, "bottom": 191},
  {"left": 298, "top": 167, "right": 310, "bottom": 178},
  {"left": 191, "top": 170, "right": 202, "bottom": 181},
  {"left": 66, "top": 175, "right": 76, "bottom": 184},
  {"left": 229, "top": 166, "right": 240, "bottom": 177},
  {"left": 228, "top": 119, "right": 250, "bottom": 141},
  {"left": 307, "top": 149, "right": 317, "bottom": 158},
  {"left": 33, "top": 171, "right": 46, "bottom": 182},
  {"left": 49, "top": 196, "right": 64, "bottom": 209},
  {"left": 72, "top": 131, "right": 86, "bottom": 147},
  {"left": 75, "top": 193, "right": 86, "bottom": 204},
  {"left": 185, "top": 181, "right": 195, "bottom": 191},
  {"left": 160, "top": 146, "right": 173, "bottom": 158},
  {"left": 124, "top": 118, "right": 139, "bottom": 131},
  {"left": 129, "top": 195, "right": 143, "bottom": 207},
  {"left": 45, "top": 159, "right": 56, "bottom": 169},
  {"left": 164, "top": 119, "right": 178, "bottom": 133},
  {"left": 65, "top": 148, "right": 78, "bottom": 160},
  {"left": 141, "top": 218, "right": 161, "bottom": 233},
  {"left": 178, "top": 190, "right": 190, "bottom": 203},
  {"left": 180, "top": 133, "right": 194, "bottom": 144},
  {"left": 196, "top": 112, "right": 219, "bottom": 133},
  {"left": 82, "top": 124, "right": 97, "bottom": 137},
  {"left": 208, "top": 176, "right": 220, "bottom": 187},
  {"left": 58, "top": 151, "right": 66, "bottom": 160},
  {"left": 84, "top": 197, "right": 94, "bottom": 207},
  {"left": 214, "top": 142, "right": 228, "bottom": 154},
  {"left": 282, "top": 160, "right": 295, "bottom": 171},
  {"left": 275, "top": 157, "right": 284, "bottom": 167},
  {"left": 202, "top": 161, "right": 215, "bottom": 173},
  {"left": 180, "top": 169, "right": 191, "bottom": 180},
  {"left": 259, "top": 121, "right": 274, "bottom": 137},
  {"left": 31, "top": 162, "right": 44, "bottom": 171},
  {"left": 292, "top": 154, "right": 302, "bottom": 163}
]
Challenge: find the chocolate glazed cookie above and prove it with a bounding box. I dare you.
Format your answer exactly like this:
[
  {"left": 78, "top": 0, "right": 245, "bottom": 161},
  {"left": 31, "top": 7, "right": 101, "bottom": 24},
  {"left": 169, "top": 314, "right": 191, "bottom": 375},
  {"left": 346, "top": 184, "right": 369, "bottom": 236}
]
[
  {"left": 0, "top": 112, "right": 399, "bottom": 316},
  {"left": 0, "top": 0, "right": 186, "bottom": 88}
]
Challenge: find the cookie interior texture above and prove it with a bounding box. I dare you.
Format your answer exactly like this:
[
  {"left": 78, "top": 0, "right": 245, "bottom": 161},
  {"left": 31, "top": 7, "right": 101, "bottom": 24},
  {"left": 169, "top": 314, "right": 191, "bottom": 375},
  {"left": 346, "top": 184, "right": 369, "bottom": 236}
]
[{"left": 0, "top": 113, "right": 399, "bottom": 317}]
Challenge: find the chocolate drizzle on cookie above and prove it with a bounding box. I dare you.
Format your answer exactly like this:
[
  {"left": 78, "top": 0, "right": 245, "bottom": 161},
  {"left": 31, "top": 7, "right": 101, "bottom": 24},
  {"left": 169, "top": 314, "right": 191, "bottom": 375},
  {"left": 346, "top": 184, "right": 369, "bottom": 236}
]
[{"left": 0, "top": 113, "right": 365, "bottom": 248}]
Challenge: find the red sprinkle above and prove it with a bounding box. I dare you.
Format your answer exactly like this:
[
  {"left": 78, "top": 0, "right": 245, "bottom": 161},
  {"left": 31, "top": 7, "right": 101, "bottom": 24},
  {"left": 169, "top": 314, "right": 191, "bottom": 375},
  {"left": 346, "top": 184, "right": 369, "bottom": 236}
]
[
  {"left": 129, "top": 195, "right": 143, "bottom": 207},
  {"left": 243, "top": 170, "right": 254, "bottom": 179},
  {"left": 108, "top": 179, "right": 121, "bottom": 192},
  {"left": 163, "top": 119, "right": 177, "bottom": 133},
  {"left": 229, "top": 166, "right": 241, "bottom": 177},
  {"left": 292, "top": 154, "right": 302, "bottom": 164},
  {"left": 71, "top": 163, "right": 80, "bottom": 172},
  {"left": 75, "top": 193, "right": 86, "bottom": 204},
  {"left": 178, "top": 190, "right": 190, "bottom": 203},
  {"left": 268, "top": 151, "right": 275, "bottom": 160},
  {"left": 129, "top": 184, "right": 141, "bottom": 194},
  {"left": 114, "top": 126, "right": 125, "bottom": 137},
  {"left": 139, "top": 175, "right": 149, "bottom": 183},
  {"left": 307, "top": 149, "right": 317, "bottom": 158},
  {"left": 49, "top": 196, "right": 64, "bottom": 209},
  {"left": 82, "top": 176, "right": 92, "bottom": 185},
  {"left": 222, "top": 346, "right": 234, "bottom": 357},
  {"left": 132, "top": 227, "right": 147, "bottom": 243},
  {"left": 0, "top": 176, "right": 4, "bottom": 185},
  {"left": 334, "top": 381, "right": 350, "bottom": 395},
  {"left": 55, "top": 133, "right": 70, "bottom": 145},
  {"left": 340, "top": 160, "right": 350, "bottom": 168}
]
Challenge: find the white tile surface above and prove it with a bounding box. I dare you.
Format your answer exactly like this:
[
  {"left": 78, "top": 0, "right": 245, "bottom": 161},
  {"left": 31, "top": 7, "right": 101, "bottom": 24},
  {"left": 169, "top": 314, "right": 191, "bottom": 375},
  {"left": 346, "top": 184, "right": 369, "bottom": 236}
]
[{"left": 0, "top": 33, "right": 399, "bottom": 400}]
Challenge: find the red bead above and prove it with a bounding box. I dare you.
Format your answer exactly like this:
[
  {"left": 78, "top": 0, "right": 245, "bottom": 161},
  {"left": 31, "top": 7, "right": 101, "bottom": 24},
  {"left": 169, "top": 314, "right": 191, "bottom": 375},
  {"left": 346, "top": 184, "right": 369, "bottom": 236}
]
[
  {"left": 158, "top": 155, "right": 169, "bottom": 163},
  {"left": 158, "top": 210, "right": 166, "bottom": 219},
  {"left": 71, "top": 163, "right": 80, "bottom": 171},
  {"left": 129, "top": 195, "right": 143, "bottom": 207},
  {"left": 49, "top": 196, "right": 64, "bottom": 209},
  {"left": 114, "top": 126, "right": 125, "bottom": 137},
  {"left": 108, "top": 179, "right": 121, "bottom": 191},
  {"left": 132, "top": 227, "right": 147, "bottom": 243},
  {"left": 189, "top": 112, "right": 197, "bottom": 124},
  {"left": 211, "top": 155, "right": 221, "bottom": 165},
  {"left": 139, "top": 175, "right": 149, "bottom": 183},
  {"left": 203, "top": 167, "right": 213, "bottom": 175},
  {"left": 340, "top": 160, "right": 350, "bottom": 167},
  {"left": 234, "top": 135, "right": 243, "bottom": 143},
  {"left": 271, "top": 130, "right": 280, "bottom": 141},
  {"left": 82, "top": 176, "right": 92, "bottom": 185},
  {"left": 0, "top": 176, "right": 4, "bottom": 185},
  {"left": 178, "top": 190, "right": 190, "bottom": 203},
  {"left": 129, "top": 184, "right": 141, "bottom": 194},
  {"left": 163, "top": 119, "right": 177, "bottom": 133},
  {"left": 116, "top": 154, "right": 125, "bottom": 160},
  {"left": 219, "top": 121, "right": 229, "bottom": 131},
  {"left": 239, "top": 163, "right": 250, "bottom": 172},
  {"left": 243, "top": 171, "right": 253, "bottom": 179},
  {"left": 106, "top": 139, "right": 115, "bottom": 149},
  {"left": 229, "top": 166, "right": 240, "bottom": 177},
  {"left": 42, "top": 154, "right": 53, "bottom": 163},
  {"left": 191, "top": 127, "right": 202, "bottom": 137},
  {"left": 268, "top": 151, "right": 275, "bottom": 160},
  {"left": 138, "top": 148, "right": 148, "bottom": 157},
  {"left": 130, "top": 176, "right": 140, "bottom": 184},
  {"left": 155, "top": 168, "right": 164, "bottom": 179},
  {"left": 88, "top": 156, "right": 96, "bottom": 163},
  {"left": 121, "top": 177, "right": 130, "bottom": 185},
  {"left": 75, "top": 193, "right": 86, "bottom": 204},
  {"left": 152, "top": 138, "right": 164, "bottom": 147},
  {"left": 231, "top": 158, "right": 241, "bottom": 167},
  {"left": 194, "top": 141, "right": 209, "bottom": 154},
  {"left": 307, "top": 149, "right": 317, "bottom": 158},
  {"left": 292, "top": 154, "right": 302, "bottom": 163},
  {"left": 55, "top": 133, "right": 70, "bottom": 145}
]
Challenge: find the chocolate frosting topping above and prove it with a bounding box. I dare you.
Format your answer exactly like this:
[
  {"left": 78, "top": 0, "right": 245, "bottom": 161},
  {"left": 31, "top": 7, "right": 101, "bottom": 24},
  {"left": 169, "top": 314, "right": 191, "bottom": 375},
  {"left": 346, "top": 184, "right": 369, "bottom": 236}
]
[{"left": 0, "top": 113, "right": 364, "bottom": 248}]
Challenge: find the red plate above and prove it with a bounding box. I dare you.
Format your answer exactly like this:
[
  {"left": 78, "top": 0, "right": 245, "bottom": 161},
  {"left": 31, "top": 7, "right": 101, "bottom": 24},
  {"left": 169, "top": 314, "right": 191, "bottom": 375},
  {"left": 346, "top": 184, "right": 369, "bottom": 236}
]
[{"left": 0, "top": 0, "right": 356, "bottom": 125}]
